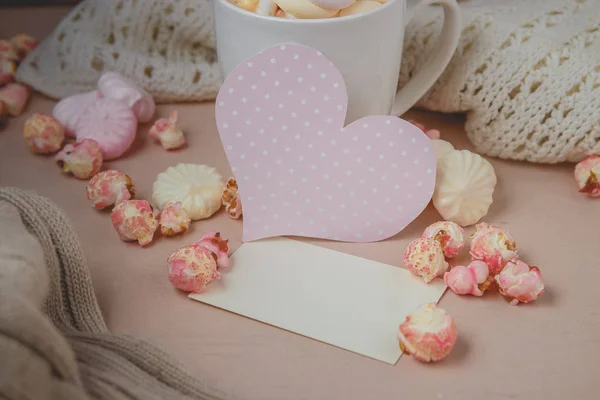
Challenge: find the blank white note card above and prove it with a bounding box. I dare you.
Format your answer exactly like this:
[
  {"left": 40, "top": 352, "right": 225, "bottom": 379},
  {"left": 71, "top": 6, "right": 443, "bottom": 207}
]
[{"left": 189, "top": 238, "right": 446, "bottom": 364}]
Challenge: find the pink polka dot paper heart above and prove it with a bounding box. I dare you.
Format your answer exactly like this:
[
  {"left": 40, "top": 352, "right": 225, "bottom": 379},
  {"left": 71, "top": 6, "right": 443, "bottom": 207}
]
[{"left": 216, "top": 44, "right": 436, "bottom": 243}]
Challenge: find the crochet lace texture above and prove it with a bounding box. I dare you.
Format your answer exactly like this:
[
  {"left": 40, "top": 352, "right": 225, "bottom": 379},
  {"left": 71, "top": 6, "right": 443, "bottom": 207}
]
[
  {"left": 17, "top": 0, "right": 221, "bottom": 102},
  {"left": 17, "top": 0, "right": 600, "bottom": 163},
  {"left": 400, "top": 0, "right": 600, "bottom": 163}
]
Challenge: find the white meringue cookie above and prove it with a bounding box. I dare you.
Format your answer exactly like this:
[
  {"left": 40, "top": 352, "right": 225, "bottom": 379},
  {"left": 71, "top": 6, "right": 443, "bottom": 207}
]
[
  {"left": 338, "top": 0, "right": 380, "bottom": 17},
  {"left": 274, "top": 0, "right": 339, "bottom": 18},
  {"left": 309, "top": 0, "right": 355, "bottom": 10},
  {"left": 432, "top": 139, "right": 455, "bottom": 161},
  {"left": 433, "top": 150, "right": 497, "bottom": 227}
]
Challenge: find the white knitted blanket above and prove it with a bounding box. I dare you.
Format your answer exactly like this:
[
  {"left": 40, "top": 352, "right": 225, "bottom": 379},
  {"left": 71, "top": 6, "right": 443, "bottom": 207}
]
[{"left": 16, "top": 0, "right": 600, "bottom": 163}]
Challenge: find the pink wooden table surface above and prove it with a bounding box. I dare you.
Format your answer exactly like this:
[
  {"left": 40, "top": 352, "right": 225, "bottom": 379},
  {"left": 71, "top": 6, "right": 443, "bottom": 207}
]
[{"left": 1, "top": 6, "right": 599, "bottom": 400}]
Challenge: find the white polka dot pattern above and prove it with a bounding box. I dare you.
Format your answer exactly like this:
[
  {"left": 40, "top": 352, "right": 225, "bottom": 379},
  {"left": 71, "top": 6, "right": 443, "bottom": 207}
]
[{"left": 216, "top": 44, "right": 436, "bottom": 243}]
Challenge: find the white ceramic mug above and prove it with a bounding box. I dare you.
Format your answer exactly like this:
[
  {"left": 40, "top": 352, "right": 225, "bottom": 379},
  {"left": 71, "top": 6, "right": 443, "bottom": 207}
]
[{"left": 213, "top": 0, "right": 461, "bottom": 123}]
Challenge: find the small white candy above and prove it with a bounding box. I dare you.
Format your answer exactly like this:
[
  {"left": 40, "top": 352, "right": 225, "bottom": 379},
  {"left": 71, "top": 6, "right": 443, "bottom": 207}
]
[
  {"left": 274, "top": 0, "right": 340, "bottom": 18},
  {"left": 308, "top": 0, "right": 355, "bottom": 10},
  {"left": 432, "top": 139, "right": 455, "bottom": 161},
  {"left": 338, "top": 0, "right": 381, "bottom": 17}
]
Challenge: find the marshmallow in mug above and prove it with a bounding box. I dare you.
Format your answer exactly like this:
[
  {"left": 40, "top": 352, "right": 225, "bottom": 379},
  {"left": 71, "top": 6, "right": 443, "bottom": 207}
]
[{"left": 228, "top": 0, "right": 386, "bottom": 18}]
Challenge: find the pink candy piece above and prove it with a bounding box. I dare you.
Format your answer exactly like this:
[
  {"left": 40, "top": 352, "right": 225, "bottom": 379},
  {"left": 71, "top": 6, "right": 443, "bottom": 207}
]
[
  {"left": 0, "top": 59, "right": 17, "bottom": 86},
  {"left": 398, "top": 303, "right": 458, "bottom": 363},
  {"left": 11, "top": 34, "right": 38, "bottom": 60},
  {"left": 167, "top": 242, "right": 222, "bottom": 293},
  {"left": 404, "top": 237, "right": 449, "bottom": 283},
  {"left": 444, "top": 261, "right": 492, "bottom": 296},
  {"left": 195, "top": 231, "right": 231, "bottom": 270},
  {"left": 0, "top": 40, "right": 19, "bottom": 61},
  {"left": 425, "top": 129, "right": 441, "bottom": 140},
  {"left": 86, "top": 170, "right": 135, "bottom": 210},
  {"left": 111, "top": 200, "right": 159, "bottom": 246},
  {"left": 148, "top": 111, "right": 186, "bottom": 150},
  {"left": 159, "top": 201, "right": 191, "bottom": 236},
  {"left": 422, "top": 221, "right": 465, "bottom": 258},
  {"left": 0, "top": 83, "right": 30, "bottom": 116},
  {"left": 55, "top": 139, "right": 103, "bottom": 179},
  {"left": 574, "top": 155, "right": 600, "bottom": 197},
  {"left": 22, "top": 113, "right": 65, "bottom": 154},
  {"left": 53, "top": 91, "right": 102, "bottom": 137},
  {"left": 495, "top": 260, "right": 545, "bottom": 305},
  {"left": 98, "top": 72, "right": 155, "bottom": 123},
  {"left": 470, "top": 222, "right": 518, "bottom": 275},
  {"left": 75, "top": 97, "right": 138, "bottom": 160}
]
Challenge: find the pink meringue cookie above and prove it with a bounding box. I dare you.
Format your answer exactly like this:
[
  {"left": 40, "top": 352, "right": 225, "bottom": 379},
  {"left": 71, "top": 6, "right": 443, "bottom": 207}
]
[
  {"left": 86, "top": 170, "right": 135, "bottom": 210},
  {"left": 55, "top": 139, "right": 103, "bottom": 179},
  {"left": 403, "top": 237, "right": 449, "bottom": 283},
  {"left": 111, "top": 200, "right": 159, "bottom": 246},
  {"left": 444, "top": 261, "right": 492, "bottom": 296},
  {"left": 574, "top": 154, "right": 600, "bottom": 197},
  {"left": 75, "top": 97, "right": 137, "bottom": 160},
  {"left": 196, "top": 231, "right": 230, "bottom": 270},
  {"left": 97, "top": 72, "right": 155, "bottom": 122},
  {"left": 422, "top": 221, "right": 465, "bottom": 259},
  {"left": 53, "top": 91, "right": 102, "bottom": 137},
  {"left": 470, "top": 222, "right": 518, "bottom": 275},
  {"left": 495, "top": 260, "right": 545, "bottom": 305},
  {"left": 167, "top": 243, "right": 221, "bottom": 293},
  {"left": 398, "top": 303, "right": 458, "bottom": 363}
]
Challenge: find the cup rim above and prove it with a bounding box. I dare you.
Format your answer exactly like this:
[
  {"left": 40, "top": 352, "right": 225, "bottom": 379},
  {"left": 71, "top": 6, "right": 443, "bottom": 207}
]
[{"left": 215, "top": 0, "right": 403, "bottom": 24}]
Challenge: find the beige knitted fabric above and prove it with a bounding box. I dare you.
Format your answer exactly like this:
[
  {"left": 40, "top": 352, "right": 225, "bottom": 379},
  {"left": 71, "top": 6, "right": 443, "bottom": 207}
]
[
  {"left": 0, "top": 188, "right": 228, "bottom": 400},
  {"left": 16, "top": 0, "right": 221, "bottom": 102},
  {"left": 16, "top": 0, "right": 600, "bottom": 163},
  {"left": 400, "top": 0, "right": 600, "bottom": 163}
]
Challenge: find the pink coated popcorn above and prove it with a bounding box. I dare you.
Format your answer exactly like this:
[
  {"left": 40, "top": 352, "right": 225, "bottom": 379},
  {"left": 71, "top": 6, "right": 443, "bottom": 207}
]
[
  {"left": 0, "top": 40, "right": 19, "bottom": 61},
  {"left": 0, "top": 59, "right": 17, "bottom": 86},
  {"left": 111, "top": 200, "right": 159, "bottom": 246},
  {"left": 443, "top": 261, "right": 492, "bottom": 296},
  {"left": 470, "top": 223, "right": 518, "bottom": 275},
  {"left": 398, "top": 303, "right": 458, "bottom": 363},
  {"left": 167, "top": 242, "right": 221, "bottom": 293},
  {"left": 0, "top": 83, "right": 30, "bottom": 116},
  {"left": 495, "top": 260, "right": 545, "bottom": 305},
  {"left": 404, "top": 237, "right": 449, "bottom": 283},
  {"left": 574, "top": 155, "right": 600, "bottom": 197},
  {"left": 22, "top": 113, "right": 65, "bottom": 154},
  {"left": 75, "top": 97, "right": 137, "bottom": 160},
  {"left": 159, "top": 202, "right": 191, "bottom": 236},
  {"left": 221, "top": 177, "right": 243, "bottom": 219},
  {"left": 10, "top": 34, "right": 38, "bottom": 60},
  {"left": 422, "top": 221, "right": 465, "bottom": 258},
  {"left": 408, "top": 119, "right": 441, "bottom": 140},
  {"left": 55, "top": 139, "right": 103, "bottom": 179},
  {"left": 86, "top": 170, "right": 135, "bottom": 210},
  {"left": 196, "top": 231, "right": 230, "bottom": 270},
  {"left": 148, "top": 111, "right": 186, "bottom": 150}
]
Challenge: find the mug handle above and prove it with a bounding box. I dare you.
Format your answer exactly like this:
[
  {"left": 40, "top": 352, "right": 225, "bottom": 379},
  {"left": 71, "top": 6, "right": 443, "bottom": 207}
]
[{"left": 390, "top": 0, "right": 462, "bottom": 116}]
